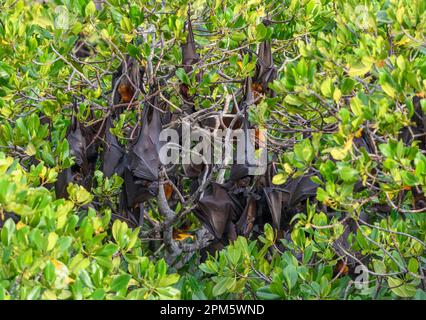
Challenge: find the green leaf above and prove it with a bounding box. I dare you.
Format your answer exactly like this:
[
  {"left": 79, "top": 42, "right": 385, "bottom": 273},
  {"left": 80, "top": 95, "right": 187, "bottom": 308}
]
[
  {"left": 348, "top": 62, "right": 371, "bottom": 77},
  {"left": 272, "top": 173, "right": 287, "bottom": 185},
  {"left": 388, "top": 277, "right": 417, "bottom": 298},
  {"left": 44, "top": 261, "right": 56, "bottom": 285},
  {"left": 212, "top": 277, "right": 235, "bottom": 297},
  {"left": 407, "top": 258, "right": 419, "bottom": 274},
  {"left": 111, "top": 274, "right": 131, "bottom": 292},
  {"left": 85, "top": 1, "right": 96, "bottom": 17},
  {"left": 1, "top": 219, "right": 15, "bottom": 246},
  {"left": 320, "top": 78, "right": 333, "bottom": 97},
  {"left": 46, "top": 232, "right": 58, "bottom": 251},
  {"left": 176, "top": 68, "right": 190, "bottom": 85},
  {"left": 283, "top": 264, "right": 298, "bottom": 290},
  {"left": 255, "top": 23, "right": 268, "bottom": 41},
  {"left": 230, "top": 32, "right": 246, "bottom": 42}
]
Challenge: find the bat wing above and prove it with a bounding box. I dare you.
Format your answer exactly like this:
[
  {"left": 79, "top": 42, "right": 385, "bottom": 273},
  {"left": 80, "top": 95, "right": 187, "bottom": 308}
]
[
  {"left": 129, "top": 94, "right": 162, "bottom": 181},
  {"left": 263, "top": 187, "right": 283, "bottom": 229},
  {"left": 67, "top": 115, "right": 88, "bottom": 172},
  {"left": 195, "top": 182, "right": 240, "bottom": 239},
  {"left": 55, "top": 167, "right": 73, "bottom": 199},
  {"left": 254, "top": 23, "right": 277, "bottom": 95},
  {"left": 181, "top": 11, "right": 199, "bottom": 73},
  {"left": 284, "top": 176, "right": 319, "bottom": 208},
  {"left": 230, "top": 77, "right": 255, "bottom": 181},
  {"left": 102, "top": 117, "right": 125, "bottom": 178}
]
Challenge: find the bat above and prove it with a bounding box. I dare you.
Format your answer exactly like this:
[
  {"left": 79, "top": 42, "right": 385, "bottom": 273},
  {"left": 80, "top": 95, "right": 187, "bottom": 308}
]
[
  {"left": 73, "top": 33, "right": 92, "bottom": 59},
  {"left": 253, "top": 19, "right": 277, "bottom": 96},
  {"left": 55, "top": 114, "right": 88, "bottom": 198},
  {"left": 236, "top": 195, "right": 257, "bottom": 236},
  {"left": 281, "top": 175, "right": 319, "bottom": 211},
  {"left": 261, "top": 162, "right": 284, "bottom": 230},
  {"left": 119, "top": 86, "right": 163, "bottom": 221},
  {"left": 128, "top": 91, "right": 162, "bottom": 182},
  {"left": 102, "top": 116, "right": 125, "bottom": 178},
  {"left": 112, "top": 55, "right": 145, "bottom": 114},
  {"left": 180, "top": 8, "right": 199, "bottom": 114},
  {"left": 195, "top": 182, "right": 241, "bottom": 240},
  {"left": 230, "top": 77, "right": 255, "bottom": 182}
]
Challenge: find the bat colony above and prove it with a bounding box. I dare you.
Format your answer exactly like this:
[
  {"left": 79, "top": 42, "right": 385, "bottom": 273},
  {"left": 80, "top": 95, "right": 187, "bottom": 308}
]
[{"left": 52, "top": 11, "right": 425, "bottom": 271}]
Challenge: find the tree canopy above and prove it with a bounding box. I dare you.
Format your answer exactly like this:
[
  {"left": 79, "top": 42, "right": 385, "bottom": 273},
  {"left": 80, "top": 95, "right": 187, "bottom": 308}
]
[{"left": 0, "top": 0, "right": 425, "bottom": 300}]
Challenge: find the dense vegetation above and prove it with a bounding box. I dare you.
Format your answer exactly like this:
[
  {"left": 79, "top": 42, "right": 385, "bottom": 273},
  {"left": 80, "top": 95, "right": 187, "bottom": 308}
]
[{"left": 0, "top": 0, "right": 425, "bottom": 300}]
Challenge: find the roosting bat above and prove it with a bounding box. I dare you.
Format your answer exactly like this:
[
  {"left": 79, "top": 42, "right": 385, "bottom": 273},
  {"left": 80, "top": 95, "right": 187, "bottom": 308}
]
[
  {"left": 399, "top": 95, "right": 426, "bottom": 209},
  {"left": 102, "top": 116, "right": 125, "bottom": 178},
  {"left": 281, "top": 176, "right": 319, "bottom": 211},
  {"left": 112, "top": 55, "right": 144, "bottom": 114},
  {"left": 128, "top": 93, "right": 162, "bottom": 182},
  {"left": 195, "top": 182, "right": 241, "bottom": 240},
  {"left": 179, "top": 8, "right": 199, "bottom": 114},
  {"left": 262, "top": 163, "right": 283, "bottom": 230},
  {"left": 55, "top": 114, "right": 88, "bottom": 199},
  {"left": 230, "top": 77, "right": 256, "bottom": 182},
  {"left": 253, "top": 19, "right": 277, "bottom": 96},
  {"left": 119, "top": 86, "right": 164, "bottom": 222}
]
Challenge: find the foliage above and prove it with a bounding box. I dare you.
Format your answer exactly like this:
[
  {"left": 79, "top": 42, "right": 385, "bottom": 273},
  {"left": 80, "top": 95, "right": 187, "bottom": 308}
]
[
  {"left": 0, "top": 0, "right": 425, "bottom": 300},
  {"left": 0, "top": 153, "right": 180, "bottom": 299}
]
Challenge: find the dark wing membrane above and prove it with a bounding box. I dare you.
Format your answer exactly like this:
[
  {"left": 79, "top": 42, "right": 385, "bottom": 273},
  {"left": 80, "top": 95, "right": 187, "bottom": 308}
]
[
  {"left": 181, "top": 11, "right": 199, "bottom": 74},
  {"left": 129, "top": 95, "right": 162, "bottom": 181},
  {"left": 230, "top": 77, "right": 255, "bottom": 181},
  {"left": 195, "top": 183, "right": 240, "bottom": 239},
  {"left": 282, "top": 176, "right": 319, "bottom": 209},
  {"left": 254, "top": 21, "right": 277, "bottom": 95},
  {"left": 263, "top": 188, "right": 283, "bottom": 229},
  {"left": 102, "top": 117, "right": 124, "bottom": 178},
  {"left": 67, "top": 115, "right": 87, "bottom": 169},
  {"left": 55, "top": 167, "right": 73, "bottom": 199}
]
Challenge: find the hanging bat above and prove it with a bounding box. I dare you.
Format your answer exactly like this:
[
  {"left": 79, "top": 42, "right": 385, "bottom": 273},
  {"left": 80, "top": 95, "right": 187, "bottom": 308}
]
[
  {"left": 180, "top": 7, "right": 200, "bottom": 114},
  {"left": 195, "top": 182, "right": 241, "bottom": 240},
  {"left": 398, "top": 95, "right": 426, "bottom": 209},
  {"left": 128, "top": 92, "right": 162, "bottom": 182},
  {"left": 261, "top": 162, "right": 283, "bottom": 230},
  {"left": 230, "top": 77, "right": 256, "bottom": 182},
  {"left": 235, "top": 195, "right": 257, "bottom": 237},
  {"left": 112, "top": 55, "right": 145, "bottom": 114},
  {"left": 281, "top": 175, "right": 319, "bottom": 212},
  {"left": 119, "top": 85, "right": 163, "bottom": 221},
  {"left": 102, "top": 116, "right": 125, "bottom": 178},
  {"left": 253, "top": 19, "right": 277, "bottom": 97},
  {"left": 55, "top": 114, "right": 88, "bottom": 198}
]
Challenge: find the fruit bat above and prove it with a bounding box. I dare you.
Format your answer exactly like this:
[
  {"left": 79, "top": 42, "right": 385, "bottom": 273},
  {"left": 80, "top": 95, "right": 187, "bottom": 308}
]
[
  {"left": 73, "top": 33, "right": 92, "bottom": 59},
  {"left": 195, "top": 182, "right": 241, "bottom": 240},
  {"left": 400, "top": 95, "right": 425, "bottom": 149},
  {"left": 55, "top": 114, "right": 88, "bottom": 199},
  {"left": 119, "top": 86, "right": 163, "bottom": 221},
  {"left": 230, "top": 77, "right": 256, "bottom": 182},
  {"left": 102, "top": 116, "right": 125, "bottom": 178},
  {"left": 128, "top": 92, "right": 162, "bottom": 182},
  {"left": 180, "top": 8, "right": 199, "bottom": 114},
  {"left": 398, "top": 95, "right": 425, "bottom": 209},
  {"left": 262, "top": 163, "right": 283, "bottom": 230},
  {"left": 281, "top": 176, "right": 319, "bottom": 211},
  {"left": 112, "top": 55, "right": 144, "bottom": 113},
  {"left": 253, "top": 19, "right": 277, "bottom": 96},
  {"left": 236, "top": 195, "right": 257, "bottom": 236}
]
